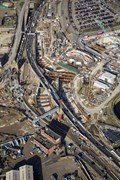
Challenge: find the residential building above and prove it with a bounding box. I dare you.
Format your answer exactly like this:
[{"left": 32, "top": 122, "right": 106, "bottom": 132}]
[
  {"left": 6, "top": 165, "right": 34, "bottom": 180},
  {"left": 19, "top": 165, "right": 34, "bottom": 180},
  {"left": 6, "top": 170, "right": 19, "bottom": 180}
]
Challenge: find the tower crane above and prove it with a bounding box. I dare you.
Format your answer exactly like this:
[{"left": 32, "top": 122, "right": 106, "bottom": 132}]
[{"left": 58, "top": 78, "right": 63, "bottom": 122}]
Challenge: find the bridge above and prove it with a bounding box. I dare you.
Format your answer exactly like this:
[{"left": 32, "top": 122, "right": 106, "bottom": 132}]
[{"left": 33, "top": 106, "right": 59, "bottom": 124}]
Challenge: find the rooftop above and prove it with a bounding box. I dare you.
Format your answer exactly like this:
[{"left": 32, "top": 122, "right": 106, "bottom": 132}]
[
  {"left": 42, "top": 126, "right": 61, "bottom": 140},
  {"left": 94, "top": 80, "right": 109, "bottom": 90},
  {"left": 34, "top": 134, "right": 54, "bottom": 149},
  {"left": 0, "top": 8, "right": 16, "bottom": 18},
  {"left": 99, "top": 71, "right": 116, "bottom": 79}
]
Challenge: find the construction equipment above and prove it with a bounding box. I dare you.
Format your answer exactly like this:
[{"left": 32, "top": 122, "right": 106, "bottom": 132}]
[
  {"left": 58, "top": 78, "right": 63, "bottom": 122},
  {"left": 58, "top": 99, "right": 63, "bottom": 122}
]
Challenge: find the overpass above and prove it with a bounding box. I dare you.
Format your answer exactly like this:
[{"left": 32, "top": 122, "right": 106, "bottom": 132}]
[{"left": 34, "top": 106, "right": 59, "bottom": 123}]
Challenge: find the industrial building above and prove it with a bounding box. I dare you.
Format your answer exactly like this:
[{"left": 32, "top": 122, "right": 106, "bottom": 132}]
[
  {"left": 32, "top": 135, "right": 56, "bottom": 155},
  {"left": 98, "top": 72, "right": 116, "bottom": 84},
  {"left": 41, "top": 126, "right": 61, "bottom": 145},
  {"left": 31, "top": 126, "right": 61, "bottom": 155},
  {"left": 104, "top": 60, "right": 120, "bottom": 77},
  {"left": 6, "top": 165, "right": 34, "bottom": 180},
  {"left": 94, "top": 80, "right": 109, "bottom": 90}
]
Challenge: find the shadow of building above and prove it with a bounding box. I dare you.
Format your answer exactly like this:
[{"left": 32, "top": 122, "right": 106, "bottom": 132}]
[{"left": 14, "top": 155, "right": 43, "bottom": 180}]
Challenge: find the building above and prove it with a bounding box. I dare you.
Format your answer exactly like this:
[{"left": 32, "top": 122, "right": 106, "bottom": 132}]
[
  {"left": 94, "top": 80, "right": 109, "bottom": 90},
  {"left": 2, "top": 2, "right": 13, "bottom": 8},
  {"left": 29, "top": 2, "right": 34, "bottom": 9},
  {"left": 6, "top": 165, "right": 34, "bottom": 180},
  {"left": 31, "top": 126, "right": 61, "bottom": 155},
  {"left": 19, "top": 165, "right": 34, "bottom": 180},
  {"left": 41, "top": 126, "right": 61, "bottom": 145},
  {"left": 98, "top": 72, "right": 116, "bottom": 84},
  {"left": 103, "top": 60, "right": 120, "bottom": 77},
  {"left": 0, "top": 18, "right": 3, "bottom": 26},
  {"left": 32, "top": 135, "right": 56, "bottom": 155},
  {"left": 6, "top": 170, "right": 19, "bottom": 180}
]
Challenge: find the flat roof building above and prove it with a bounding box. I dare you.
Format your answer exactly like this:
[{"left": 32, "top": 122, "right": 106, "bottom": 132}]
[
  {"left": 98, "top": 72, "right": 116, "bottom": 84},
  {"left": 6, "top": 170, "right": 19, "bottom": 180},
  {"left": 6, "top": 165, "right": 34, "bottom": 180},
  {"left": 32, "top": 135, "right": 56, "bottom": 155},
  {"left": 94, "top": 80, "right": 109, "bottom": 90},
  {"left": 19, "top": 165, "right": 33, "bottom": 180},
  {"left": 41, "top": 126, "right": 61, "bottom": 145}
]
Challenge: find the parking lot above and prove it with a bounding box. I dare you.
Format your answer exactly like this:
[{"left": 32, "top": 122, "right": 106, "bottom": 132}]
[{"left": 66, "top": 0, "right": 119, "bottom": 34}]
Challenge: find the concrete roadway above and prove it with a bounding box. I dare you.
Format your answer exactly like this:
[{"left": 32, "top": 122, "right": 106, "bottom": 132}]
[{"left": 6, "top": 0, "right": 29, "bottom": 68}]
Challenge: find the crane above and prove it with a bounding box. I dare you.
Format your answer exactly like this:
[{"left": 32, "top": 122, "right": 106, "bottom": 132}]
[
  {"left": 58, "top": 99, "right": 63, "bottom": 122},
  {"left": 58, "top": 78, "right": 63, "bottom": 122}
]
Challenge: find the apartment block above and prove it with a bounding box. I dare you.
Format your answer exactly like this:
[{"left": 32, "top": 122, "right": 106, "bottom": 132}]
[
  {"left": 6, "top": 170, "right": 19, "bottom": 180},
  {"left": 19, "top": 165, "right": 34, "bottom": 180},
  {"left": 6, "top": 165, "right": 34, "bottom": 180}
]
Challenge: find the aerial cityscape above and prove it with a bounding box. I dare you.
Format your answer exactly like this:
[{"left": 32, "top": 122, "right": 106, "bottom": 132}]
[{"left": 0, "top": 0, "right": 120, "bottom": 180}]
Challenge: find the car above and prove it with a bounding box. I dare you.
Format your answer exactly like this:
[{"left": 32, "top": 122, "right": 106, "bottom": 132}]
[
  {"left": 30, "top": 151, "right": 34, "bottom": 155},
  {"left": 51, "top": 173, "right": 58, "bottom": 180},
  {"left": 37, "top": 148, "right": 42, "bottom": 154}
]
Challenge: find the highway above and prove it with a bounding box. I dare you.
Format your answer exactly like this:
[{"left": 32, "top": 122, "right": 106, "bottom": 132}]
[
  {"left": 24, "top": 0, "right": 120, "bottom": 178},
  {"left": 9, "top": 0, "right": 55, "bottom": 126},
  {"left": 7, "top": 0, "right": 29, "bottom": 66}
]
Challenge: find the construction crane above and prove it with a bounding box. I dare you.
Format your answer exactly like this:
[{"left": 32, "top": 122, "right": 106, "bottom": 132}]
[
  {"left": 58, "top": 99, "right": 63, "bottom": 122},
  {"left": 58, "top": 78, "right": 63, "bottom": 122}
]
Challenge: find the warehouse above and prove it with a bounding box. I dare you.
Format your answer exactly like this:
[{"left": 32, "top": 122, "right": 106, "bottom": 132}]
[
  {"left": 32, "top": 135, "right": 56, "bottom": 155},
  {"left": 94, "top": 80, "right": 109, "bottom": 90},
  {"left": 41, "top": 126, "right": 61, "bottom": 145},
  {"left": 98, "top": 72, "right": 116, "bottom": 84}
]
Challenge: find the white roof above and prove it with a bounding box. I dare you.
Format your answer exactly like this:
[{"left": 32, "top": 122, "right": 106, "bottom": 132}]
[
  {"left": 99, "top": 71, "right": 116, "bottom": 80},
  {"left": 94, "top": 81, "right": 109, "bottom": 90}
]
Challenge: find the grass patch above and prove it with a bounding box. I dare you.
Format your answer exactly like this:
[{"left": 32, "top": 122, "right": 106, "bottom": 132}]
[{"left": 57, "top": 62, "right": 79, "bottom": 74}]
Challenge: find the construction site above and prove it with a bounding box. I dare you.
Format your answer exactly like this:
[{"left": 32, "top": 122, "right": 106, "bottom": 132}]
[{"left": 1, "top": 0, "right": 120, "bottom": 179}]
